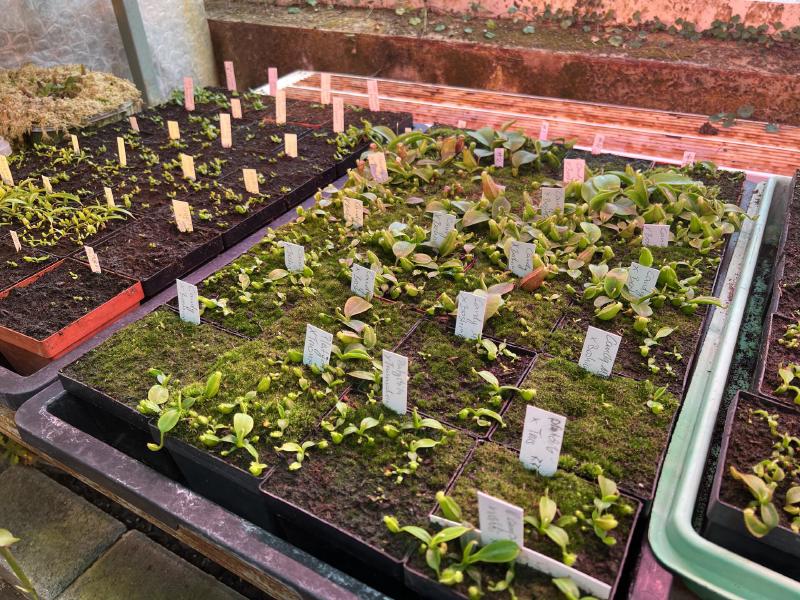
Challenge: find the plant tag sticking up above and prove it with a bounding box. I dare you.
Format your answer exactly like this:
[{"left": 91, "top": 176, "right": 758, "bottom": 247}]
[
  {"left": 519, "top": 405, "right": 566, "bottom": 476},
  {"left": 0, "top": 155, "right": 13, "bottom": 185},
  {"left": 591, "top": 134, "right": 605, "bottom": 155},
  {"left": 367, "top": 79, "right": 380, "bottom": 112},
  {"left": 457, "top": 119, "right": 467, "bottom": 128},
  {"left": 382, "top": 349, "right": 408, "bottom": 415},
  {"left": 539, "top": 187, "right": 565, "bottom": 216},
  {"left": 276, "top": 90, "right": 287, "bottom": 124},
  {"left": 243, "top": 168, "right": 259, "bottom": 194},
  {"left": 351, "top": 264, "right": 376, "bottom": 299},
  {"left": 129, "top": 116, "right": 139, "bottom": 132},
  {"left": 539, "top": 121, "right": 549, "bottom": 141},
  {"left": 579, "top": 326, "right": 621, "bottom": 377},
  {"left": 180, "top": 154, "right": 196, "bottom": 180},
  {"left": 343, "top": 196, "right": 364, "bottom": 228},
  {"left": 628, "top": 262, "right": 660, "bottom": 298},
  {"left": 509, "top": 240, "right": 536, "bottom": 277},
  {"left": 117, "top": 137, "right": 127, "bottom": 166},
  {"left": 367, "top": 152, "right": 389, "bottom": 183},
  {"left": 562, "top": 159, "right": 585, "bottom": 183},
  {"left": 303, "top": 324, "right": 333, "bottom": 367},
  {"left": 320, "top": 73, "right": 332, "bottom": 104},
  {"left": 176, "top": 279, "right": 200, "bottom": 325},
  {"left": 681, "top": 151, "right": 696, "bottom": 167},
  {"left": 220, "top": 113, "right": 232, "bottom": 148},
  {"left": 333, "top": 97, "right": 345, "bottom": 133},
  {"left": 231, "top": 98, "right": 242, "bottom": 119},
  {"left": 224, "top": 60, "right": 237, "bottom": 91},
  {"left": 104, "top": 187, "right": 116, "bottom": 207},
  {"left": 172, "top": 200, "right": 193, "bottom": 233},
  {"left": 84, "top": 246, "right": 101, "bottom": 273},
  {"left": 167, "top": 120, "right": 180, "bottom": 140},
  {"left": 477, "top": 491, "right": 524, "bottom": 546},
  {"left": 70, "top": 134, "right": 80, "bottom": 153},
  {"left": 10, "top": 231, "right": 21, "bottom": 252},
  {"left": 41, "top": 175, "right": 52, "bottom": 193},
  {"left": 494, "top": 148, "right": 504, "bottom": 168},
  {"left": 642, "top": 224, "right": 670, "bottom": 247},
  {"left": 285, "top": 133, "right": 298, "bottom": 157},
  {"left": 268, "top": 67, "right": 278, "bottom": 96},
  {"left": 455, "top": 291, "right": 487, "bottom": 340},
  {"left": 183, "top": 76, "right": 195, "bottom": 111},
  {"left": 430, "top": 211, "right": 456, "bottom": 248},
  {"left": 282, "top": 241, "right": 305, "bottom": 272}
]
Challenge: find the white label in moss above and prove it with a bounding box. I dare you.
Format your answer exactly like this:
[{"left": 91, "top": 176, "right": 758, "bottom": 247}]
[
  {"left": 220, "top": 113, "right": 232, "bottom": 148},
  {"left": 382, "top": 349, "right": 408, "bottom": 415},
  {"left": 591, "top": 133, "right": 605, "bottom": 155},
  {"left": 642, "top": 224, "right": 670, "bottom": 247},
  {"left": 540, "top": 187, "right": 565, "bottom": 216},
  {"left": 681, "top": 151, "right": 696, "bottom": 167},
  {"left": 285, "top": 133, "right": 298, "bottom": 158},
  {"left": 333, "top": 97, "right": 345, "bottom": 133},
  {"left": 70, "top": 134, "right": 80, "bottom": 153},
  {"left": 268, "top": 67, "right": 278, "bottom": 96},
  {"left": 282, "top": 242, "right": 305, "bottom": 272},
  {"left": 117, "top": 137, "right": 127, "bottom": 166},
  {"left": 231, "top": 98, "right": 243, "bottom": 119},
  {"left": 303, "top": 324, "right": 333, "bottom": 367},
  {"left": 224, "top": 61, "right": 237, "bottom": 91},
  {"left": 10, "top": 231, "right": 21, "bottom": 252},
  {"left": 320, "top": 73, "right": 331, "bottom": 104},
  {"left": 562, "top": 159, "right": 585, "bottom": 183},
  {"left": 494, "top": 148, "right": 504, "bottom": 168},
  {"left": 368, "top": 152, "right": 389, "bottom": 183},
  {"left": 519, "top": 405, "right": 565, "bottom": 476},
  {"left": 276, "top": 90, "right": 287, "bottom": 124},
  {"left": 0, "top": 155, "right": 13, "bottom": 185},
  {"left": 539, "top": 121, "right": 549, "bottom": 141},
  {"left": 41, "top": 175, "right": 52, "bottom": 193},
  {"left": 180, "top": 154, "right": 196, "bottom": 180},
  {"left": 243, "top": 168, "right": 259, "bottom": 194},
  {"left": 477, "top": 491, "right": 524, "bottom": 546},
  {"left": 351, "top": 264, "right": 376, "bottom": 299},
  {"left": 578, "top": 326, "right": 621, "bottom": 377},
  {"left": 430, "top": 211, "right": 456, "bottom": 248},
  {"left": 167, "top": 120, "right": 181, "bottom": 140},
  {"left": 455, "top": 291, "right": 487, "bottom": 340},
  {"left": 84, "top": 246, "right": 101, "bottom": 274},
  {"left": 628, "top": 262, "right": 660, "bottom": 298},
  {"left": 104, "top": 187, "right": 116, "bottom": 208},
  {"left": 509, "top": 241, "right": 536, "bottom": 277},
  {"left": 368, "top": 79, "right": 380, "bottom": 112},
  {"left": 183, "top": 77, "right": 194, "bottom": 111},
  {"left": 343, "top": 196, "right": 364, "bottom": 228},
  {"left": 172, "top": 200, "right": 193, "bottom": 233},
  {"left": 129, "top": 116, "right": 139, "bottom": 132},
  {"left": 176, "top": 279, "right": 200, "bottom": 325}
]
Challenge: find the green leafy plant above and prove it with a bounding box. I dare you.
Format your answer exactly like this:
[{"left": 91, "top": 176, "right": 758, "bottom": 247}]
[
  {"left": 274, "top": 440, "right": 328, "bottom": 471},
  {"left": 0, "top": 529, "right": 38, "bottom": 599},
  {"left": 523, "top": 490, "right": 577, "bottom": 565},
  {"left": 775, "top": 364, "right": 800, "bottom": 404}
]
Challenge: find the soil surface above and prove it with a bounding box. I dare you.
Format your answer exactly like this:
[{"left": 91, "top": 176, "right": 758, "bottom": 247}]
[
  {"left": 777, "top": 174, "right": 800, "bottom": 316},
  {"left": 759, "top": 313, "right": 800, "bottom": 408},
  {"left": 0, "top": 246, "right": 58, "bottom": 291}
]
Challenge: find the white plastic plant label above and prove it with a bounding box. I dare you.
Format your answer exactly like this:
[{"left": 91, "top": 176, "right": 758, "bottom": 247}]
[
  {"left": 172, "top": 200, "right": 193, "bottom": 233},
  {"left": 224, "top": 60, "right": 237, "bottom": 91},
  {"left": 129, "top": 116, "right": 139, "bottom": 132},
  {"left": 176, "top": 279, "right": 200, "bottom": 325},
  {"left": 303, "top": 324, "right": 333, "bottom": 368},
  {"left": 562, "top": 159, "right": 586, "bottom": 183},
  {"left": 430, "top": 211, "right": 457, "bottom": 248},
  {"left": 455, "top": 291, "right": 487, "bottom": 340},
  {"left": 509, "top": 240, "right": 536, "bottom": 278},
  {"left": 167, "top": 120, "right": 181, "bottom": 140},
  {"left": 10, "top": 231, "right": 21, "bottom": 252},
  {"left": 368, "top": 152, "right": 389, "bottom": 183},
  {"left": 642, "top": 223, "right": 670, "bottom": 247},
  {"left": 477, "top": 491, "right": 524, "bottom": 546},
  {"left": 539, "top": 187, "right": 565, "bottom": 216},
  {"left": 628, "top": 262, "right": 660, "bottom": 298},
  {"left": 243, "top": 168, "right": 259, "bottom": 194},
  {"left": 382, "top": 349, "right": 408, "bottom": 415},
  {"left": 320, "top": 73, "right": 332, "bottom": 104},
  {"left": 231, "top": 98, "right": 243, "bottom": 119},
  {"left": 84, "top": 246, "right": 101, "bottom": 273},
  {"left": 104, "top": 187, "right": 116, "bottom": 208},
  {"left": 220, "top": 113, "right": 232, "bottom": 148},
  {"left": 41, "top": 175, "right": 52, "bottom": 193},
  {"left": 350, "top": 263, "right": 376, "bottom": 299},
  {"left": 0, "top": 155, "right": 13, "bottom": 185},
  {"left": 183, "top": 77, "right": 195, "bottom": 111},
  {"left": 285, "top": 133, "right": 298, "bottom": 158},
  {"left": 591, "top": 134, "right": 605, "bottom": 155},
  {"left": 539, "top": 121, "right": 549, "bottom": 141},
  {"left": 117, "top": 137, "right": 127, "bottom": 166},
  {"left": 681, "top": 151, "right": 696, "bottom": 167},
  {"left": 333, "top": 97, "right": 345, "bottom": 133},
  {"left": 276, "top": 90, "right": 287, "bottom": 124},
  {"left": 268, "top": 67, "right": 278, "bottom": 96},
  {"left": 367, "top": 79, "right": 380, "bottom": 112},
  {"left": 70, "top": 134, "right": 80, "bottom": 153},
  {"left": 457, "top": 119, "right": 467, "bottom": 128},
  {"left": 283, "top": 241, "right": 305, "bottom": 272},
  {"left": 342, "top": 196, "right": 364, "bottom": 228},
  {"left": 578, "top": 325, "right": 621, "bottom": 377},
  {"left": 180, "top": 154, "right": 196, "bottom": 180},
  {"left": 494, "top": 148, "right": 504, "bottom": 168},
  {"left": 519, "top": 405, "right": 566, "bottom": 476}
]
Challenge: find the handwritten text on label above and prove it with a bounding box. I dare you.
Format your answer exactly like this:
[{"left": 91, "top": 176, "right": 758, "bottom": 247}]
[
  {"left": 578, "top": 326, "right": 621, "bottom": 377},
  {"left": 519, "top": 405, "right": 566, "bottom": 476}
]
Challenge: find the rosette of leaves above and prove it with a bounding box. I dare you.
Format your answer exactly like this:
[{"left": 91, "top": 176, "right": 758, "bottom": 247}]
[{"left": 466, "top": 124, "right": 569, "bottom": 173}]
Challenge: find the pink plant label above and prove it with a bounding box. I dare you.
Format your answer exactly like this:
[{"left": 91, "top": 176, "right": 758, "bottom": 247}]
[
  {"left": 176, "top": 279, "right": 200, "bottom": 325},
  {"left": 509, "top": 240, "right": 536, "bottom": 277},
  {"left": 275, "top": 90, "right": 287, "bottom": 124},
  {"left": 320, "top": 73, "right": 331, "bottom": 104},
  {"left": 350, "top": 264, "right": 376, "bottom": 299},
  {"left": 539, "top": 121, "right": 549, "bottom": 141},
  {"left": 10, "top": 231, "right": 21, "bottom": 252},
  {"left": 681, "top": 151, "right": 696, "bottom": 167},
  {"left": 333, "top": 97, "right": 345, "bottom": 133},
  {"left": 220, "top": 113, "right": 232, "bottom": 148},
  {"left": 519, "top": 405, "right": 565, "bottom": 477},
  {"left": 382, "top": 349, "right": 408, "bottom": 415},
  {"left": 303, "top": 324, "right": 333, "bottom": 368},
  {"left": 477, "top": 491, "right": 524, "bottom": 546},
  {"left": 129, "top": 116, "right": 139, "bottom": 132},
  {"left": 224, "top": 61, "right": 237, "bottom": 91},
  {"left": 642, "top": 223, "right": 670, "bottom": 247},
  {"left": 367, "top": 79, "right": 380, "bottom": 112},
  {"left": 231, "top": 98, "right": 242, "bottom": 119},
  {"left": 591, "top": 134, "right": 605, "bottom": 155},
  {"left": 455, "top": 291, "right": 487, "bottom": 340},
  {"left": 268, "top": 67, "right": 278, "bottom": 96},
  {"left": 457, "top": 119, "right": 467, "bottom": 128},
  {"left": 562, "top": 159, "right": 586, "bottom": 183},
  {"left": 84, "top": 246, "right": 101, "bottom": 274},
  {"left": 578, "top": 325, "right": 621, "bottom": 377},
  {"left": 494, "top": 148, "right": 504, "bottom": 168},
  {"left": 183, "top": 77, "right": 195, "bottom": 111}
]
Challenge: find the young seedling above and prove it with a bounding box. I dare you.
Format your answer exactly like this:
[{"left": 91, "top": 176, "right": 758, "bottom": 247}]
[
  {"left": 552, "top": 577, "right": 597, "bottom": 600},
  {"left": 457, "top": 406, "right": 506, "bottom": 429},
  {"left": 274, "top": 440, "right": 328, "bottom": 471},
  {"left": 576, "top": 475, "right": 631, "bottom": 546},
  {"left": 474, "top": 369, "right": 535, "bottom": 405},
  {"left": 476, "top": 338, "right": 517, "bottom": 361},
  {"left": 0, "top": 529, "right": 38, "bottom": 600},
  {"left": 524, "top": 490, "right": 578, "bottom": 565},
  {"left": 330, "top": 415, "right": 381, "bottom": 445},
  {"left": 775, "top": 364, "right": 800, "bottom": 404},
  {"left": 730, "top": 466, "right": 779, "bottom": 538}
]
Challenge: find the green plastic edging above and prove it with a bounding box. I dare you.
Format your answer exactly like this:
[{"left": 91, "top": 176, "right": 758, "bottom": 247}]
[{"left": 649, "top": 176, "right": 800, "bottom": 600}]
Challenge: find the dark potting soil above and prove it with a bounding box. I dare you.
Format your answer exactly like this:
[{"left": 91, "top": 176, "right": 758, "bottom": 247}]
[
  {"left": 0, "top": 246, "right": 58, "bottom": 291},
  {"left": 566, "top": 149, "right": 653, "bottom": 173},
  {"left": 719, "top": 394, "right": 800, "bottom": 531},
  {"left": 776, "top": 175, "right": 800, "bottom": 315},
  {"left": 0, "top": 259, "right": 131, "bottom": 339},
  {"left": 759, "top": 313, "right": 800, "bottom": 408},
  {"left": 686, "top": 165, "right": 746, "bottom": 206}
]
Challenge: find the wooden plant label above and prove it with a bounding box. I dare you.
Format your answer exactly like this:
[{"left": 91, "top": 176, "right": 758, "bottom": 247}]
[
  {"left": 539, "top": 121, "right": 549, "bottom": 141},
  {"left": 70, "top": 134, "right": 80, "bottom": 153},
  {"left": 509, "top": 240, "right": 536, "bottom": 278},
  {"left": 457, "top": 119, "right": 467, "bottom": 128},
  {"left": 332, "top": 97, "right": 345, "bottom": 133},
  {"left": 220, "top": 113, "right": 232, "bottom": 148},
  {"left": 243, "top": 168, "right": 259, "bottom": 194},
  {"left": 180, "top": 154, "right": 196, "bottom": 180},
  {"left": 519, "top": 405, "right": 566, "bottom": 476},
  {"left": 591, "top": 133, "right": 605, "bottom": 155},
  {"left": 172, "top": 200, "right": 193, "bottom": 233},
  {"left": 10, "top": 231, "right": 21, "bottom": 252},
  {"left": 681, "top": 151, "right": 696, "bottom": 167},
  {"left": 176, "top": 279, "right": 200, "bottom": 325},
  {"left": 224, "top": 60, "right": 237, "bottom": 91},
  {"left": 642, "top": 223, "right": 670, "bottom": 247},
  {"left": 477, "top": 491, "right": 524, "bottom": 546},
  {"left": 231, "top": 98, "right": 243, "bottom": 119},
  {"left": 167, "top": 120, "right": 181, "bottom": 140},
  {"left": 0, "top": 155, "right": 13, "bottom": 185},
  {"left": 455, "top": 291, "right": 487, "bottom": 340},
  {"left": 104, "top": 186, "right": 116, "bottom": 207},
  {"left": 129, "top": 116, "right": 139, "bottom": 132},
  {"left": 494, "top": 148, "right": 505, "bottom": 168},
  {"left": 367, "top": 152, "right": 389, "bottom": 183},
  {"left": 367, "top": 79, "right": 380, "bottom": 112},
  {"left": 276, "top": 90, "right": 287, "bottom": 124},
  {"left": 117, "top": 137, "right": 127, "bottom": 166},
  {"left": 41, "top": 175, "right": 52, "bottom": 193},
  {"left": 540, "top": 187, "right": 565, "bottom": 216},
  {"left": 342, "top": 196, "right": 364, "bottom": 228},
  {"left": 578, "top": 325, "right": 621, "bottom": 377},
  {"left": 183, "top": 76, "right": 195, "bottom": 111},
  {"left": 350, "top": 263, "right": 376, "bottom": 299},
  {"left": 320, "top": 73, "right": 332, "bottom": 104},
  {"left": 268, "top": 67, "right": 278, "bottom": 96},
  {"left": 285, "top": 133, "right": 298, "bottom": 158},
  {"left": 404, "top": 127, "right": 412, "bottom": 133},
  {"left": 431, "top": 211, "right": 457, "bottom": 248},
  {"left": 282, "top": 241, "right": 305, "bottom": 272},
  {"left": 562, "top": 159, "right": 586, "bottom": 183},
  {"left": 84, "top": 245, "right": 101, "bottom": 273},
  {"left": 382, "top": 349, "right": 408, "bottom": 415},
  {"left": 303, "top": 324, "right": 333, "bottom": 368},
  {"left": 628, "top": 262, "right": 660, "bottom": 298}
]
